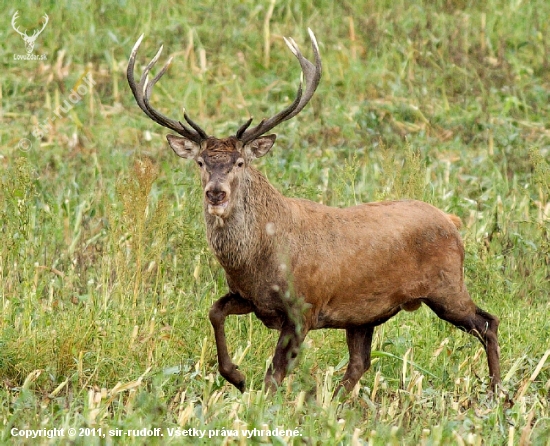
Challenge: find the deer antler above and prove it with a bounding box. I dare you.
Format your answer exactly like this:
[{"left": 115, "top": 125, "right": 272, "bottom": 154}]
[
  {"left": 30, "top": 14, "right": 49, "bottom": 39},
  {"left": 11, "top": 11, "right": 27, "bottom": 38},
  {"left": 236, "top": 28, "right": 322, "bottom": 144},
  {"left": 127, "top": 35, "right": 209, "bottom": 144}
]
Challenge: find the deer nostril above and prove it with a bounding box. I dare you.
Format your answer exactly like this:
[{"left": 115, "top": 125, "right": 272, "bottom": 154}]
[{"left": 206, "top": 190, "right": 227, "bottom": 204}]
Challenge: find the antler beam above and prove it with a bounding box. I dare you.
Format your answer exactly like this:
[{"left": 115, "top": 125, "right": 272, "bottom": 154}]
[
  {"left": 236, "top": 28, "right": 322, "bottom": 144},
  {"left": 127, "top": 35, "right": 208, "bottom": 144}
]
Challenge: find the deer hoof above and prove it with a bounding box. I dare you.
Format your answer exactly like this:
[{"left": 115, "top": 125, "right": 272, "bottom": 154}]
[{"left": 236, "top": 379, "right": 246, "bottom": 393}]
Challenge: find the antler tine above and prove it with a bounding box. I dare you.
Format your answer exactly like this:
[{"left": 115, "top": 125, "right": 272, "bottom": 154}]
[
  {"left": 236, "top": 117, "right": 254, "bottom": 139},
  {"left": 183, "top": 112, "right": 209, "bottom": 140},
  {"left": 283, "top": 28, "right": 322, "bottom": 120},
  {"left": 127, "top": 35, "right": 208, "bottom": 143},
  {"left": 238, "top": 28, "right": 322, "bottom": 144}
]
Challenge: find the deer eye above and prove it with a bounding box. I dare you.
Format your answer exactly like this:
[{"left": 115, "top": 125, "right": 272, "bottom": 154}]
[
  {"left": 197, "top": 160, "right": 204, "bottom": 168},
  {"left": 236, "top": 160, "right": 244, "bottom": 168}
]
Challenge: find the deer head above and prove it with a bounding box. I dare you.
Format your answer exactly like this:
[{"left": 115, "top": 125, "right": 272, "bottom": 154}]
[
  {"left": 127, "top": 30, "right": 321, "bottom": 219},
  {"left": 12, "top": 11, "right": 49, "bottom": 54}
]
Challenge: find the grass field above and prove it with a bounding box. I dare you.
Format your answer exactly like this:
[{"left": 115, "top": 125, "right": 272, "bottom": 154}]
[{"left": 1, "top": 0, "right": 549, "bottom": 444}]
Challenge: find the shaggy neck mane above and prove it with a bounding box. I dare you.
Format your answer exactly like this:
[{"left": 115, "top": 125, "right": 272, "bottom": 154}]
[{"left": 205, "top": 167, "right": 288, "bottom": 271}]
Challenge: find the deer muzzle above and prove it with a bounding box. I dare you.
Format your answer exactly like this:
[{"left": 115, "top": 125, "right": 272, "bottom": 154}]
[
  {"left": 205, "top": 183, "right": 231, "bottom": 217},
  {"left": 206, "top": 189, "right": 226, "bottom": 204}
]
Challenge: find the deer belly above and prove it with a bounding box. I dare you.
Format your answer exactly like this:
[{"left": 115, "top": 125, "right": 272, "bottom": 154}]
[{"left": 314, "top": 300, "right": 403, "bottom": 329}]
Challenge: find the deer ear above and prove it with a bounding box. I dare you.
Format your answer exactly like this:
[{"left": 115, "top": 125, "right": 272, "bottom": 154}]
[
  {"left": 166, "top": 134, "right": 200, "bottom": 159},
  {"left": 245, "top": 134, "right": 276, "bottom": 160}
]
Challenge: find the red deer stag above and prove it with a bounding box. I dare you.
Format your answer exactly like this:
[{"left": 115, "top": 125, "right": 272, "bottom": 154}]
[{"left": 127, "top": 30, "right": 500, "bottom": 395}]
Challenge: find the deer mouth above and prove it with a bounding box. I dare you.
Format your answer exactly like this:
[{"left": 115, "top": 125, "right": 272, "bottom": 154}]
[{"left": 207, "top": 200, "right": 229, "bottom": 216}]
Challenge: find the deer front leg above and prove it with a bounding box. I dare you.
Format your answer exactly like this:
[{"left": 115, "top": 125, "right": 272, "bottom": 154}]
[
  {"left": 264, "top": 321, "right": 308, "bottom": 392},
  {"left": 209, "top": 292, "right": 254, "bottom": 392}
]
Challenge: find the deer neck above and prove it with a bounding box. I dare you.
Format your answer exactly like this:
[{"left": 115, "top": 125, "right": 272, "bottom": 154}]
[{"left": 205, "top": 167, "right": 288, "bottom": 271}]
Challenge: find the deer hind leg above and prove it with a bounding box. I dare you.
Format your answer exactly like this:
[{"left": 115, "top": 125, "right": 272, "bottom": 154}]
[
  {"left": 264, "top": 321, "right": 308, "bottom": 392},
  {"left": 209, "top": 292, "right": 254, "bottom": 392},
  {"left": 471, "top": 307, "right": 501, "bottom": 390},
  {"left": 333, "top": 325, "right": 374, "bottom": 398},
  {"left": 425, "top": 290, "right": 501, "bottom": 391}
]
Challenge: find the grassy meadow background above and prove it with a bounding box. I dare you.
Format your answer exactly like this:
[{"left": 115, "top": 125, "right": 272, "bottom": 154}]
[{"left": 1, "top": 0, "right": 549, "bottom": 444}]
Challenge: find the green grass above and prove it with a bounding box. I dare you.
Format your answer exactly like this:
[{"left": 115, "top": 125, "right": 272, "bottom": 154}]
[{"left": 1, "top": 0, "right": 550, "bottom": 444}]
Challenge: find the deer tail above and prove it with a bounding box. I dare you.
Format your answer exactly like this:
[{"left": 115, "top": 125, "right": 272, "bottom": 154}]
[{"left": 447, "top": 214, "right": 462, "bottom": 229}]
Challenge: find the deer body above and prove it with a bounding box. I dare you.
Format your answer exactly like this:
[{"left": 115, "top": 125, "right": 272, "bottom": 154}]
[
  {"left": 128, "top": 30, "right": 501, "bottom": 396},
  {"left": 207, "top": 162, "right": 465, "bottom": 331}
]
